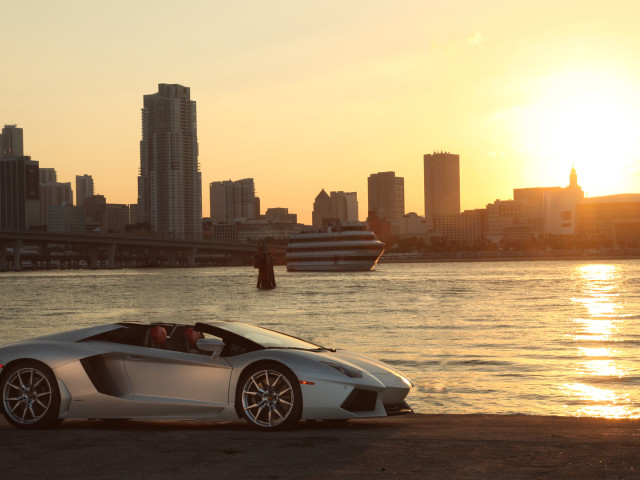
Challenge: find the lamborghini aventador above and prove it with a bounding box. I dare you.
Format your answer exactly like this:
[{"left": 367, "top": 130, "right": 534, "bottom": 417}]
[{"left": 0, "top": 321, "right": 412, "bottom": 430}]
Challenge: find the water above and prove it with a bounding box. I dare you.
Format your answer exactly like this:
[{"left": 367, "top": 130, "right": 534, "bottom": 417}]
[{"left": 1, "top": 260, "right": 639, "bottom": 418}]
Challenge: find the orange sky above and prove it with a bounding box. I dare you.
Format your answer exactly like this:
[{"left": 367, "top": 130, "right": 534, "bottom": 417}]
[{"left": 3, "top": 1, "right": 640, "bottom": 224}]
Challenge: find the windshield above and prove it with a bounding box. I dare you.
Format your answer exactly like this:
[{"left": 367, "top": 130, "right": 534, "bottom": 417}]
[{"left": 214, "top": 322, "right": 325, "bottom": 350}]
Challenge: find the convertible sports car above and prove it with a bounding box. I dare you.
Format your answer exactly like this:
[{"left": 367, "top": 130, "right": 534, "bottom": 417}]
[{"left": 0, "top": 321, "right": 413, "bottom": 430}]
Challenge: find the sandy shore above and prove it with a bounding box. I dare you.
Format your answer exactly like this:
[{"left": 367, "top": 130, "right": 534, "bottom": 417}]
[{"left": 1, "top": 413, "right": 639, "bottom": 479}]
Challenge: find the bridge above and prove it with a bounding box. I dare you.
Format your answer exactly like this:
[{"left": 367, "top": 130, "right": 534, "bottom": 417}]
[{"left": 0, "top": 231, "right": 262, "bottom": 271}]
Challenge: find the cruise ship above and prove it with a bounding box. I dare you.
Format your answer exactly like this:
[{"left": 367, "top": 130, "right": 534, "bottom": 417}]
[{"left": 285, "top": 223, "right": 385, "bottom": 272}]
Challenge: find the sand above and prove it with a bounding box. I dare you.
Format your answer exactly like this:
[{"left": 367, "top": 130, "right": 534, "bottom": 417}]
[{"left": 1, "top": 413, "right": 639, "bottom": 479}]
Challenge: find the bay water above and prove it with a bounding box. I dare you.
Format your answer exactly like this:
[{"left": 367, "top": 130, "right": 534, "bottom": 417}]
[{"left": 1, "top": 260, "right": 639, "bottom": 418}]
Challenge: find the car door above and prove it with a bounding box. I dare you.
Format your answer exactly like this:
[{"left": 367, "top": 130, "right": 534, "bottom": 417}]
[{"left": 122, "top": 346, "right": 232, "bottom": 407}]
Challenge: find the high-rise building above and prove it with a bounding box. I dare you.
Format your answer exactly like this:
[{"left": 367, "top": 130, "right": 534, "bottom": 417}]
[
  {"left": 40, "top": 168, "right": 73, "bottom": 225},
  {"left": 312, "top": 189, "right": 334, "bottom": 228},
  {"left": 424, "top": 152, "right": 460, "bottom": 224},
  {"left": 330, "top": 191, "right": 358, "bottom": 223},
  {"left": 138, "top": 83, "right": 202, "bottom": 239},
  {"left": 367, "top": 171, "right": 404, "bottom": 226},
  {"left": 209, "top": 178, "right": 257, "bottom": 223},
  {"left": 233, "top": 178, "right": 256, "bottom": 221},
  {"left": 75, "top": 174, "right": 94, "bottom": 206},
  {"left": 0, "top": 125, "right": 40, "bottom": 230},
  {"left": 1, "top": 125, "right": 24, "bottom": 159},
  {"left": 312, "top": 190, "right": 359, "bottom": 228}
]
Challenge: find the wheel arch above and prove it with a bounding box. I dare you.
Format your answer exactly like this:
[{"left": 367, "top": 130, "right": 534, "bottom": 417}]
[{"left": 0, "top": 358, "right": 52, "bottom": 383}]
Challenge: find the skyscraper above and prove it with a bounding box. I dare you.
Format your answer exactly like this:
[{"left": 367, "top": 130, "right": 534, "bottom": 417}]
[
  {"left": 423, "top": 152, "right": 460, "bottom": 224},
  {"left": 76, "top": 174, "right": 94, "bottom": 206},
  {"left": 312, "top": 190, "right": 359, "bottom": 228},
  {"left": 330, "top": 191, "right": 358, "bottom": 223},
  {"left": 1, "top": 125, "right": 23, "bottom": 159},
  {"left": 138, "top": 84, "right": 202, "bottom": 239},
  {"left": 367, "top": 171, "right": 405, "bottom": 225},
  {"left": 0, "top": 125, "right": 39, "bottom": 230},
  {"left": 312, "top": 189, "right": 333, "bottom": 228}
]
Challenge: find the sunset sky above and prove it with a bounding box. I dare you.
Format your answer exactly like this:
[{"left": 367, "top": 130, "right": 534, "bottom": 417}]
[{"left": 3, "top": 1, "right": 640, "bottom": 223}]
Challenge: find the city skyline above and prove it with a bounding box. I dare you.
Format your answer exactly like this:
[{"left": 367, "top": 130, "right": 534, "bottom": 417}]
[{"left": 3, "top": 2, "right": 640, "bottom": 224}]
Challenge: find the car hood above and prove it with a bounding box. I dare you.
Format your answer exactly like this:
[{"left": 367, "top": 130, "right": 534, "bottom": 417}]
[{"left": 325, "top": 349, "right": 402, "bottom": 376}]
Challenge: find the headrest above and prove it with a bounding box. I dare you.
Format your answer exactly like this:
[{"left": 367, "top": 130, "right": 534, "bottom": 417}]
[
  {"left": 184, "top": 327, "right": 201, "bottom": 347},
  {"left": 150, "top": 326, "right": 167, "bottom": 345}
]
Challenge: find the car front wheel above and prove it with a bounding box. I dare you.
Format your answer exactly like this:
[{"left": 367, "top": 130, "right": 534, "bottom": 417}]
[
  {"left": 1, "top": 361, "right": 61, "bottom": 429},
  {"left": 237, "top": 362, "right": 302, "bottom": 430}
]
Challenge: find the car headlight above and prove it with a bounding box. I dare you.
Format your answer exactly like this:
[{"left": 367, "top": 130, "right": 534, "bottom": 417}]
[{"left": 320, "top": 361, "right": 363, "bottom": 379}]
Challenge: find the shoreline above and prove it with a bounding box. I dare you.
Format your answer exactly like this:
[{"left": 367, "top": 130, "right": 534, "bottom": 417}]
[
  {"left": 2, "top": 413, "right": 639, "bottom": 479},
  {"left": 3, "top": 252, "right": 639, "bottom": 273},
  {"left": 380, "top": 252, "right": 640, "bottom": 264}
]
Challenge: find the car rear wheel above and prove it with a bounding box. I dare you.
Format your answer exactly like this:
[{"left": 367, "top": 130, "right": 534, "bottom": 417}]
[
  {"left": 1, "top": 361, "right": 61, "bottom": 429},
  {"left": 237, "top": 362, "right": 302, "bottom": 430}
]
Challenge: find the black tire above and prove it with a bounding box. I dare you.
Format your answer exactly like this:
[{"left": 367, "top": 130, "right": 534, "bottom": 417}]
[
  {"left": 1, "top": 360, "right": 61, "bottom": 429},
  {"left": 236, "top": 362, "right": 302, "bottom": 430}
]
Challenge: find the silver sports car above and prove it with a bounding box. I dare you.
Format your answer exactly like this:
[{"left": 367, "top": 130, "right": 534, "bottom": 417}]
[{"left": 0, "top": 322, "right": 413, "bottom": 430}]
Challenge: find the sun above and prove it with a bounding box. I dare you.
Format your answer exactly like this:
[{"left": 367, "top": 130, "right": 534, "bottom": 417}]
[{"left": 533, "top": 70, "right": 640, "bottom": 195}]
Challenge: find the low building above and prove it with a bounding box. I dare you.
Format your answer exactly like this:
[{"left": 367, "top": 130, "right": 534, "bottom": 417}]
[
  {"left": 265, "top": 208, "right": 297, "bottom": 223},
  {"left": 236, "top": 220, "right": 304, "bottom": 243},
  {"left": 204, "top": 222, "right": 237, "bottom": 243},
  {"left": 575, "top": 194, "right": 640, "bottom": 247},
  {"left": 47, "top": 205, "right": 85, "bottom": 234},
  {"left": 433, "top": 209, "right": 486, "bottom": 246},
  {"left": 104, "top": 204, "right": 130, "bottom": 233}
]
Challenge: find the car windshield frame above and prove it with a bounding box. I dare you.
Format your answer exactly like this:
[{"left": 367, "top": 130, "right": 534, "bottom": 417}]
[{"left": 207, "top": 322, "right": 328, "bottom": 351}]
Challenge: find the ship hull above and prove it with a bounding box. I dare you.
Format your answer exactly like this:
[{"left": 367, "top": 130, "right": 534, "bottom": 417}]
[{"left": 286, "top": 256, "right": 382, "bottom": 272}]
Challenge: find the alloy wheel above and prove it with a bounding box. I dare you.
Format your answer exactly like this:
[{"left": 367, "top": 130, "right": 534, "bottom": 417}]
[
  {"left": 241, "top": 369, "right": 295, "bottom": 428},
  {"left": 3, "top": 366, "right": 54, "bottom": 426}
]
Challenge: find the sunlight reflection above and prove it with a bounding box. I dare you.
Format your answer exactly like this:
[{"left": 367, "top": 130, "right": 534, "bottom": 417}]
[
  {"left": 572, "top": 318, "right": 618, "bottom": 342},
  {"left": 580, "top": 359, "right": 626, "bottom": 378},
  {"left": 563, "top": 383, "right": 638, "bottom": 418},
  {"left": 565, "top": 264, "right": 634, "bottom": 418},
  {"left": 572, "top": 264, "right": 621, "bottom": 319}
]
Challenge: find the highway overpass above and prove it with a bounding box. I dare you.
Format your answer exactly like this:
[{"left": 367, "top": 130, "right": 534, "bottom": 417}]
[{"left": 0, "top": 231, "right": 263, "bottom": 271}]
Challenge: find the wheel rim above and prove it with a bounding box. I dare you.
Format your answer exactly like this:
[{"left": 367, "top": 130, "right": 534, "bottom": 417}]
[
  {"left": 242, "top": 369, "right": 294, "bottom": 428},
  {"left": 3, "top": 367, "right": 53, "bottom": 425}
]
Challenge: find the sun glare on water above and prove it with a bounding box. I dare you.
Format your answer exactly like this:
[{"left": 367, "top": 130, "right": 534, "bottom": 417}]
[{"left": 566, "top": 264, "right": 639, "bottom": 418}]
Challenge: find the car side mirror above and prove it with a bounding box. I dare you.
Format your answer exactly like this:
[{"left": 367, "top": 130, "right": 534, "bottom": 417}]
[{"left": 196, "top": 338, "right": 225, "bottom": 358}]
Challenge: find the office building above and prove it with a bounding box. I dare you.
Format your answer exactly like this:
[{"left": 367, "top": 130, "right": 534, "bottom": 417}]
[
  {"left": 209, "top": 178, "right": 257, "bottom": 223},
  {"left": 312, "top": 189, "right": 334, "bottom": 228},
  {"left": 76, "top": 174, "right": 94, "bottom": 206},
  {"left": 138, "top": 83, "right": 202, "bottom": 239},
  {"left": 575, "top": 194, "right": 640, "bottom": 247},
  {"left": 0, "top": 125, "right": 40, "bottom": 230},
  {"left": 104, "top": 204, "right": 130, "bottom": 233},
  {"left": 330, "top": 191, "right": 358, "bottom": 222},
  {"left": 1, "top": 125, "right": 23, "bottom": 158},
  {"left": 312, "top": 190, "right": 359, "bottom": 228},
  {"left": 47, "top": 206, "right": 85, "bottom": 234},
  {"left": 39, "top": 168, "right": 73, "bottom": 226},
  {"left": 265, "top": 208, "right": 297, "bottom": 223},
  {"left": 433, "top": 209, "right": 486, "bottom": 246},
  {"left": 368, "top": 171, "right": 404, "bottom": 231},
  {"left": 424, "top": 152, "right": 460, "bottom": 224}
]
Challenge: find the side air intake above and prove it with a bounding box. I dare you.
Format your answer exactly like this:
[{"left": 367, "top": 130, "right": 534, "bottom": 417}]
[{"left": 340, "top": 388, "right": 377, "bottom": 412}]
